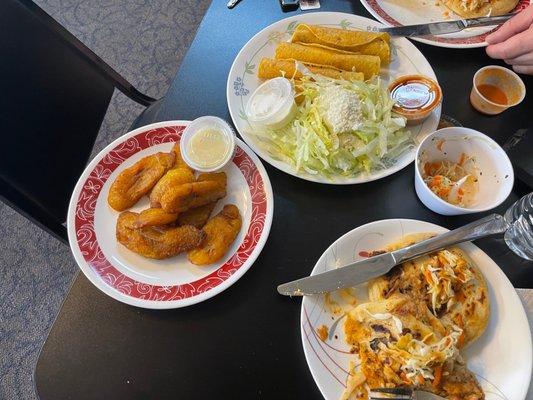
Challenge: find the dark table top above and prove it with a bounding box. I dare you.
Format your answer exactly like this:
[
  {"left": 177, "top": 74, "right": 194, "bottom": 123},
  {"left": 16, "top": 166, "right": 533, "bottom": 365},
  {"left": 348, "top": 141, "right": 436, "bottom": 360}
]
[{"left": 35, "top": 1, "right": 533, "bottom": 399}]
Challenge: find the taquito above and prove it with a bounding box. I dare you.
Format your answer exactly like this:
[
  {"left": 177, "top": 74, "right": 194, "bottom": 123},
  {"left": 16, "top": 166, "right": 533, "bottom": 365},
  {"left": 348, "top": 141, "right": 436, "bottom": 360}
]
[
  {"left": 291, "top": 24, "right": 391, "bottom": 64},
  {"left": 275, "top": 42, "right": 380, "bottom": 80},
  {"left": 257, "top": 58, "right": 364, "bottom": 81}
]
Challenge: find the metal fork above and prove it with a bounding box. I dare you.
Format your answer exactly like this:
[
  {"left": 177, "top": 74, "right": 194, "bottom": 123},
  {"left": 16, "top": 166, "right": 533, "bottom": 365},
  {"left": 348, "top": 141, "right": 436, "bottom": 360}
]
[{"left": 369, "top": 387, "right": 446, "bottom": 400}]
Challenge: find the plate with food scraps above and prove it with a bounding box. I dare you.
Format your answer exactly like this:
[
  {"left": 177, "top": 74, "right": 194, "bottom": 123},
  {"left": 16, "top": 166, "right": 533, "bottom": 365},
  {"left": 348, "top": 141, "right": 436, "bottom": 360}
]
[
  {"left": 227, "top": 12, "right": 441, "bottom": 185},
  {"left": 301, "top": 219, "right": 531, "bottom": 400},
  {"left": 360, "top": 0, "right": 530, "bottom": 48},
  {"left": 67, "top": 121, "right": 273, "bottom": 309}
]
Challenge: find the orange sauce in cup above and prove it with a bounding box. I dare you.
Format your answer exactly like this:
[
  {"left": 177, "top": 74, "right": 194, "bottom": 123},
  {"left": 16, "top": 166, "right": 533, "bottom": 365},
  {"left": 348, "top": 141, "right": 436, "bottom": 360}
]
[
  {"left": 388, "top": 75, "right": 442, "bottom": 123},
  {"left": 476, "top": 84, "right": 508, "bottom": 105}
]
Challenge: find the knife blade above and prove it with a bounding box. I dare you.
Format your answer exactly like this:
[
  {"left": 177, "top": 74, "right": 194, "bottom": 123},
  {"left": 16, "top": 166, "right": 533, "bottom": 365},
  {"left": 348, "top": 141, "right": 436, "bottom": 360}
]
[
  {"left": 277, "top": 214, "right": 509, "bottom": 296},
  {"left": 375, "top": 13, "right": 515, "bottom": 37},
  {"left": 278, "top": 252, "right": 395, "bottom": 296}
]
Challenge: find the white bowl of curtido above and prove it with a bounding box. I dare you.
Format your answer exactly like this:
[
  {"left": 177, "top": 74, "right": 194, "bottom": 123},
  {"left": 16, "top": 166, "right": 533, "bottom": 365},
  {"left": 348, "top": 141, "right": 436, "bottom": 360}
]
[{"left": 414, "top": 127, "right": 514, "bottom": 216}]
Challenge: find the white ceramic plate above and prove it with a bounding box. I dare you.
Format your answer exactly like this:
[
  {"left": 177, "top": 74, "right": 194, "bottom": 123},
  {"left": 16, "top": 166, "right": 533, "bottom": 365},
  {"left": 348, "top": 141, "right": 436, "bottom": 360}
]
[
  {"left": 227, "top": 12, "right": 441, "bottom": 185},
  {"left": 67, "top": 121, "right": 273, "bottom": 309},
  {"left": 360, "top": 0, "right": 530, "bottom": 48},
  {"left": 301, "top": 219, "right": 532, "bottom": 400}
]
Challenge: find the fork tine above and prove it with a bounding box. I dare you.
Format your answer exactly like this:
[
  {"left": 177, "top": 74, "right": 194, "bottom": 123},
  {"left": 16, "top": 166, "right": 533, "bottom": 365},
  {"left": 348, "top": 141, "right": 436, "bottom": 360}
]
[{"left": 369, "top": 387, "right": 414, "bottom": 400}]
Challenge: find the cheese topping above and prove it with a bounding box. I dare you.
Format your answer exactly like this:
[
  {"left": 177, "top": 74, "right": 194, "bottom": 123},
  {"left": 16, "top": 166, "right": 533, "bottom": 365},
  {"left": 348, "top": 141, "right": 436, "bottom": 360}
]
[{"left": 319, "top": 86, "right": 363, "bottom": 135}]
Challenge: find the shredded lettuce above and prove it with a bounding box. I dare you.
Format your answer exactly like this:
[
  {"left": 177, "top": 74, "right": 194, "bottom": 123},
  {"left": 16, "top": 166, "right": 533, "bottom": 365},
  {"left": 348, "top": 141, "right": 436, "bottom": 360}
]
[{"left": 250, "top": 75, "right": 413, "bottom": 179}]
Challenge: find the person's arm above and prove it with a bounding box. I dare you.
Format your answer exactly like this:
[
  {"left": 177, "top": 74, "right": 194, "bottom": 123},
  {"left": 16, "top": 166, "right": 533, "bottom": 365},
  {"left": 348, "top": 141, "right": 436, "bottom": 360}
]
[{"left": 486, "top": 5, "right": 533, "bottom": 75}]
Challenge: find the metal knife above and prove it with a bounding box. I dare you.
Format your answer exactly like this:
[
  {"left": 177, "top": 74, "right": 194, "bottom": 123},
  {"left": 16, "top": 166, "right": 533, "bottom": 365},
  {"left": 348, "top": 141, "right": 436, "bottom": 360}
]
[
  {"left": 277, "top": 214, "right": 509, "bottom": 296},
  {"left": 375, "top": 13, "right": 515, "bottom": 37}
]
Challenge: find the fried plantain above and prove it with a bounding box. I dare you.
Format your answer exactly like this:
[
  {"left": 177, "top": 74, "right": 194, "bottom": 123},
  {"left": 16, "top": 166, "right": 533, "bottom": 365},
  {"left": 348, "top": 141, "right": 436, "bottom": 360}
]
[
  {"left": 133, "top": 207, "right": 179, "bottom": 228},
  {"left": 171, "top": 142, "right": 194, "bottom": 173},
  {"left": 149, "top": 167, "right": 195, "bottom": 208},
  {"left": 187, "top": 204, "right": 242, "bottom": 265},
  {"left": 177, "top": 202, "right": 217, "bottom": 229},
  {"left": 160, "top": 180, "right": 226, "bottom": 213},
  {"left": 116, "top": 211, "right": 204, "bottom": 259},
  {"left": 108, "top": 152, "right": 175, "bottom": 211},
  {"left": 196, "top": 172, "right": 227, "bottom": 187}
]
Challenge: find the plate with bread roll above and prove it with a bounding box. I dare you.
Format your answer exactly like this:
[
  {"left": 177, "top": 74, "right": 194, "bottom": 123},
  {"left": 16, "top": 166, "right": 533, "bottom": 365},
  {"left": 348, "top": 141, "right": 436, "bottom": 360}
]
[
  {"left": 361, "top": 0, "right": 530, "bottom": 48},
  {"left": 227, "top": 13, "right": 441, "bottom": 185}
]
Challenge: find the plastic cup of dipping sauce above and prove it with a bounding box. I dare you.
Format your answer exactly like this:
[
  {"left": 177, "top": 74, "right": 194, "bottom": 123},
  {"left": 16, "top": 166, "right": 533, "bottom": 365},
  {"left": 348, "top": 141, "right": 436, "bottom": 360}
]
[
  {"left": 180, "top": 116, "right": 236, "bottom": 172},
  {"left": 388, "top": 75, "right": 442, "bottom": 124},
  {"left": 470, "top": 65, "right": 525, "bottom": 115},
  {"left": 245, "top": 77, "right": 297, "bottom": 131}
]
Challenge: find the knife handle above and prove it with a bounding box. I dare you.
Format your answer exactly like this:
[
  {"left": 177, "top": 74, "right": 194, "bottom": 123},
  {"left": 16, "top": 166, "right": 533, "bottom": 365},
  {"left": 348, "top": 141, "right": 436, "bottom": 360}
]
[
  {"left": 465, "top": 13, "right": 515, "bottom": 28},
  {"left": 392, "top": 214, "right": 509, "bottom": 264}
]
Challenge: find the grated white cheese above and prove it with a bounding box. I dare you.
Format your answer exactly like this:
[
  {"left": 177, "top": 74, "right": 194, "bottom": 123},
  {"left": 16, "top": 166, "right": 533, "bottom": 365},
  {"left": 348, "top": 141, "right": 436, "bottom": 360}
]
[{"left": 319, "top": 86, "right": 363, "bottom": 135}]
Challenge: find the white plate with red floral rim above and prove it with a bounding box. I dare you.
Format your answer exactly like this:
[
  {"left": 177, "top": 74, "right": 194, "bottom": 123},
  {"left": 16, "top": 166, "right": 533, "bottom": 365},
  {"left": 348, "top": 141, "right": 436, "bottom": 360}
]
[
  {"left": 227, "top": 12, "right": 441, "bottom": 185},
  {"left": 67, "top": 121, "right": 273, "bottom": 309},
  {"left": 360, "top": 0, "right": 530, "bottom": 48},
  {"left": 301, "top": 219, "right": 531, "bottom": 400}
]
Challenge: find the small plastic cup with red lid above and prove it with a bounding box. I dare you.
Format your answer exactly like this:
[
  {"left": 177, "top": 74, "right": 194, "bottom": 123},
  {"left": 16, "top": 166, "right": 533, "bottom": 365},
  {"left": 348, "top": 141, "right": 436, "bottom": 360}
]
[{"left": 388, "top": 75, "right": 442, "bottom": 124}]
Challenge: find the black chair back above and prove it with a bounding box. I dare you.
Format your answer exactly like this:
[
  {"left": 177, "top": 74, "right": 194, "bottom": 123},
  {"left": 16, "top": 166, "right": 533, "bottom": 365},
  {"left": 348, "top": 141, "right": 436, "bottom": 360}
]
[{"left": 0, "top": 0, "right": 155, "bottom": 243}]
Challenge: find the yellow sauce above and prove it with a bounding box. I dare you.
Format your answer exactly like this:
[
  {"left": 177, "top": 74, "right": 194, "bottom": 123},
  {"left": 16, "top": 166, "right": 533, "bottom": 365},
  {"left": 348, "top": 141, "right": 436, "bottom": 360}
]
[{"left": 187, "top": 128, "right": 231, "bottom": 168}]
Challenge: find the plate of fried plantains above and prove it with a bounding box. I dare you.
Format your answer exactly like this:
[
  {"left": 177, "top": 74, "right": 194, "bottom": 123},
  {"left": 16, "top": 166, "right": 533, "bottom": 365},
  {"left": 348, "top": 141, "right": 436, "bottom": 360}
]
[{"left": 67, "top": 121, "right": 273, "bottom": 308}]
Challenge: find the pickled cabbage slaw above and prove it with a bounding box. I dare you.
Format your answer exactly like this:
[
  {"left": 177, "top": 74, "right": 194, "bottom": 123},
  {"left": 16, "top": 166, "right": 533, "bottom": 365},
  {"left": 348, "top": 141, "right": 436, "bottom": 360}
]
[{"left": 250, "top": 75, "right": 413, "bottom": 178}]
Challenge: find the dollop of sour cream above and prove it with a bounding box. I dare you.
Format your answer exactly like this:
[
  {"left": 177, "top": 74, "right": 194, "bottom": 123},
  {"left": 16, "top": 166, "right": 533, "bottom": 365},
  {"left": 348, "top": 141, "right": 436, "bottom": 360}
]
[
  {"left": 249, "top": 87, "right": 285, "bottom": 118},
  {"left": 245, "top": 77, "right": 296, "bottom": 130},
  {"left": 187, "top": 128, "right": 231, "bottom": 168}
]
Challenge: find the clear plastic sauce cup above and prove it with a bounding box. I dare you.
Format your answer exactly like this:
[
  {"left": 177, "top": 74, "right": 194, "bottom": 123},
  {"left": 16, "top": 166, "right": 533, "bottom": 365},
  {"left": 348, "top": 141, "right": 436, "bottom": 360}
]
[
  {"left": 245, "top": 77, "right": 297, "bottom": 130},
  {"left": 180, "top": 116, "right": 236, "bottom": 172}
]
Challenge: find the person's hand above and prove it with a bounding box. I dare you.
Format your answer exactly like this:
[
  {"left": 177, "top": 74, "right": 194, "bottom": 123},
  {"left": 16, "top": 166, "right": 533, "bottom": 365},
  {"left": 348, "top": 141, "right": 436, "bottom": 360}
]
[{"left": 486, "top": 5, "right": 533, "bottom": 75}]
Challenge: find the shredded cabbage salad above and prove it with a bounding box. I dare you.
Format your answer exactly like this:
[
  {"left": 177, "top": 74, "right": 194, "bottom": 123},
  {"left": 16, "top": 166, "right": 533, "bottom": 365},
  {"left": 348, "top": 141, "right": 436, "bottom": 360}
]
[{"left": 250, "top": 75, "right": 413, "bottom": 178}]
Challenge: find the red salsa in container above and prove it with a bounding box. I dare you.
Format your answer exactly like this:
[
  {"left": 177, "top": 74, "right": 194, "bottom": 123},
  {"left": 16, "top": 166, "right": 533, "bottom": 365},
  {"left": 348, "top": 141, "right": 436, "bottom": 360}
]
[{"left": 388, "top": 75, "right": 442, "bottom": 123}]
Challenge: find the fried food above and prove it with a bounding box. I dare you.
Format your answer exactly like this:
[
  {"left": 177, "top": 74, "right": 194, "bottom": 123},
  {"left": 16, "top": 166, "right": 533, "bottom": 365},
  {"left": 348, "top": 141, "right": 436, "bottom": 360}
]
[
  {"left": 197, "top": 171, "right": 228, "bottom": 186},
  {"left": 150, "top": 167, "right": 195, "bottom": 208},
  {"left": 160, "top": 178, "right": 227, "bottom": 213},
  {"left": 257, "top": 58, "right": 364, "bottom": 82},
  {"left": 290, "top": 24, "right": 391, "bottom": 64},
  {"left": 108, "top": 152, "right": 175, "bottom": 211},
  {"left": 188, "top": 204, "right": 242, "bottom": 265},
  {"left": 339, "top": 234, "right": 489, "bottom": 400},
  {"left": 149, "top": 144, "right": 195, "bottom": 207},
  {"left": 177, "top": 202, "right": 217, "bottom": 229},
  {"left": 444, "top": 0, "right": 518, "bottom": 18},
  {"left": 275, "top": 42, "right": 380, "bottom": 80},
  {"left": 343, "top": 295, "right": 484, "bottom": 400},
  {"left": 116, "top": 211, "right": 204, "bottom": 259},
  {"left": 133, "top": 207, "right": 179, "bottom": 228},
  {"left": 171, "top": 142, "right": 194, "bottom": 173},
  {"left": 368, "top": 236, "right": 489, "bottom": 348}
]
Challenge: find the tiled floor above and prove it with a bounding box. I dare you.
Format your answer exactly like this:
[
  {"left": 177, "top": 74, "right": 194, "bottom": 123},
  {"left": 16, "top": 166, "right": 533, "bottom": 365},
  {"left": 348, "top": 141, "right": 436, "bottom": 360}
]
[{"left": 0, "top": 1, "right": 210, "bottom": 398}]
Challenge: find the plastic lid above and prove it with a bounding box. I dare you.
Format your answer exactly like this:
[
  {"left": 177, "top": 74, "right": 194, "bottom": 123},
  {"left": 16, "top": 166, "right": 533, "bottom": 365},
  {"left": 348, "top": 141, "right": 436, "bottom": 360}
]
[
  {"left": 245, "top": 77, "right": 295, "bottom": 126},
  {"left": 389, "top": 75, "right": 442, "bottom": 120},
  {"left": 180, "top": 116, "right": 236, "bottom": 172}
]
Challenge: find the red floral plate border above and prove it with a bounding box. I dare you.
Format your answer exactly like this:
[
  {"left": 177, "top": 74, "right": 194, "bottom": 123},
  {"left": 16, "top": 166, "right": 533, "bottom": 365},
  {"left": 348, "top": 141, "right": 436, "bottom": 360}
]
[
  {"left": 67, "top": 121, "right": 273, "bottom": 309},
  {"left": 362, "top": 0, "right": 529, "bottom": 48}
]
